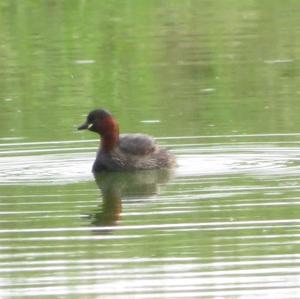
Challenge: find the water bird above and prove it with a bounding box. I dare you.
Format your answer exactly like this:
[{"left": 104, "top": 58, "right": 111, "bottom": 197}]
[{"left": 78, "top": 109, "right": 176, "bottom": 171}]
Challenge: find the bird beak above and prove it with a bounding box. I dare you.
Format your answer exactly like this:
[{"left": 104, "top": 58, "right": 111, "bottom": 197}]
[{"left": 78, "top": 121, "right": 93, "bottom": 130}]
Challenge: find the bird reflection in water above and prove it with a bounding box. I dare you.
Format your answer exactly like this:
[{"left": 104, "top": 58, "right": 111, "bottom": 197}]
[{"left": 89, "top": 169, "right": 174, "bottom": 232}]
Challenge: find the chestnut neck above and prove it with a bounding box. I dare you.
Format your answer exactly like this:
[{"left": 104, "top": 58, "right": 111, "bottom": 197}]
[{"left": 98, "top": 116, "right": 119, "bottom": 152}]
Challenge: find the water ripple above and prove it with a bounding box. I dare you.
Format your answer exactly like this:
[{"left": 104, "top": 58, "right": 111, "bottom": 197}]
[
  {"left": 1, "top": 135, "right": 300, "bottom": 298},
  {"left": 1, "top": 136, "right": 300, "bottom": 185}
]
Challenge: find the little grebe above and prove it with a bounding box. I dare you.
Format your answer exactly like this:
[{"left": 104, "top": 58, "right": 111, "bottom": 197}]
[{"left": 78, "top": 109, "right": 176, "bottom": 172}]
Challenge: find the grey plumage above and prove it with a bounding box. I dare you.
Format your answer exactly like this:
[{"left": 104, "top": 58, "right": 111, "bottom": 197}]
[{"left": 93, "top": 134, "right": 176, "bottom": 172}]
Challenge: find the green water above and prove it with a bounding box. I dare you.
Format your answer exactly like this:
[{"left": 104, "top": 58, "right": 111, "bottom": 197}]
[{"left": 1, "top": 1, "right": 300, "bottom": 298}]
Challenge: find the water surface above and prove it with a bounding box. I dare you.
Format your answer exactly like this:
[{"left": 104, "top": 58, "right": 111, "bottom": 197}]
[{"left": 1, "top": 1, "right": 300, "bottom": 298}]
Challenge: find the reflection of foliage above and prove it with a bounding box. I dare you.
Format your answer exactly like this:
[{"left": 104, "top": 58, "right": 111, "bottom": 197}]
[{"left": 0, "top": 1, "right": 299, "bottom": 141}]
